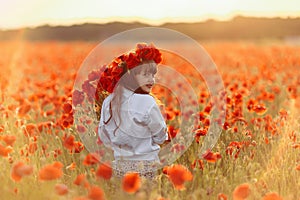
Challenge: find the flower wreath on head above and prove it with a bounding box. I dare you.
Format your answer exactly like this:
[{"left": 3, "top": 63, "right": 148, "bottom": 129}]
[
  {"left": 98, "top": 43, "right": 162, "bottom": 93},
  {"left": 94, "top": 43, "right": 162, "bottom": 120}
]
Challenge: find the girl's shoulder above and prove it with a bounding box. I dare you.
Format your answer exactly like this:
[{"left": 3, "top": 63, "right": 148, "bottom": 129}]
[
  {"left": 133, "top": 93, "right": 156, "bottom": 103},
  {"left": 130, "top": 94, "right": 156, "bottom": 111}
]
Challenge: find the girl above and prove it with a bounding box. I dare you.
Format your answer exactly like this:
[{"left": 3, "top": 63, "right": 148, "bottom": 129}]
[{"left": 97, "top": 43, "right": 168, "bottom": 179}]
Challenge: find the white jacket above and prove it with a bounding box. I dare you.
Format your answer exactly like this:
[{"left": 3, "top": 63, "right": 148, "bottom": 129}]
[{"left": 98, "top": 87, "right": 168, "bottom": 161}]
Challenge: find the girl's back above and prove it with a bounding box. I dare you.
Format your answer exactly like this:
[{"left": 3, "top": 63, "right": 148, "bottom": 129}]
[{"left": 99, "top": 87, "right": 167, "bottom": 161}]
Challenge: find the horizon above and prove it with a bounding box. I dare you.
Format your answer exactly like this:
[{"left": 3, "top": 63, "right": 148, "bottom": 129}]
[
  {"left": 1, "top": 0, "right": 300, "bottom": 31},
  {"left": 1, "top": 14, "right": 300, "bottom": 31}
]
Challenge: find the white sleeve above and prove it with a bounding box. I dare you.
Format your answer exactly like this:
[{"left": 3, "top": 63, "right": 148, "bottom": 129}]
[
  {"left": 98, "top": 100, "right": 112, "bottom": 148},
  {"left": 147, "top": 104, "right": 168, "bottom": 144},
  {"left": 98, "top": 125, "right": 112, "bottom": 148}
]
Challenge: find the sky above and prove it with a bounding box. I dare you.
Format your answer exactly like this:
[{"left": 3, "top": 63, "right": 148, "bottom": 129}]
[{"left": 1, "top": 0, "right": 300, "bottom": 30}]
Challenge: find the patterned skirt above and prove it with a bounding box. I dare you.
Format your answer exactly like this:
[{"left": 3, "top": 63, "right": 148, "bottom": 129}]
[{"left": 112, "top": 160, "right": 159, "bottom": 179}]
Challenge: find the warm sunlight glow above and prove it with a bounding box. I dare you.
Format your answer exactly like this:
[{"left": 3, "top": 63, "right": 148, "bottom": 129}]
[{"left": 0, "top": 0, "right": 300, "bottom": 29}]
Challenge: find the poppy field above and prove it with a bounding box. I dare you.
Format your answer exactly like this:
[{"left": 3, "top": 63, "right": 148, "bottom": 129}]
[{"left": 0, "top": 39, "right": 300, "bottom": 200}]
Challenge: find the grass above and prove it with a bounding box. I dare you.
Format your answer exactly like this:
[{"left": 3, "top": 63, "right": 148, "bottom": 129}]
[{"left": 0, "top": 40, "right": 299, "bottom": 200}]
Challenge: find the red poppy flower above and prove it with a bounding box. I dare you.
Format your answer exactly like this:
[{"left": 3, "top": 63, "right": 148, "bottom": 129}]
[
  {"left": 99, "top": 71, "right": 115, "bottom": 93},
  {"left": 0, "top": 143, "right": 13, "bottom": 157},
  {"left": 23, "top": 123, "right": 39, "bottom": 137},
  {"left": 195, "top": 128, "right": 208, "bottom": 141},
  {"left": 171, "top": 143, "right": 185, "bottom": 153},
  {"left": 122, "top": 53, "right": 140, "bottom": 70},
  {"left": 232, "top": 183, "right": 250, "bottom": 200},
  {"left": 83, "top": 153, "right": 100, "bottom": 166},
  {"left": 88, "top": 69, "right": 101, "bottom": 82},
  {"left": 62, "top": 134, "right": 75, "bottom": 150},
  {"left": 136, "top": 43, "right": 162, "bottom": 63},
  {"left": 63, "top": 102, "right": 72, "bottom": 113},
  {"left": 252, "top": 104, "right": 267, "bottom": 115},
  {"left": 11, "top": 161, "right": 33, "bottom": 182},
  {"left": 54, "top": 184, "right": 69, "bottom": 195},
  {"left": 164, "top": 164, "right": 193, "bottom": 190},
  {"left": 202, "top": 149, "right": 221, "bottom": 163},
  {"left": 261, "top": 192, "right": 283, "bottom": 200},
  {"left": 122, "top": 172, "right": 141, "bottom": 194},
  {"left": 38, "top": 161, "right": 63, "bottom": 181},
  {"left": 95, "top": 162, "right": 112, "bottom": 180},
  {"left": 88, "top": 185, "right": 105, "bottom": 200},
  {"left": 17, "top": 102, "right": 31, "bottom": 117},
  {"left": 72, "top": 90, "right": 85, "bottom": 106},
  {"left": 72, "top": 141, "right": 84, "bottom": 153},
  {"left": 0, "top": 125, "right": 4, "bottom": 133},
  {"left": 167, "top": 125, "right": 178, "bottom": 139},
  {"left": 218, "top": 193, "right": 228, "bottom": 200},
  {"left": 37, "top": 121, "right": 53, "bottom": 133},
  {"left": 165, "top": 109, "right": 176, "bottom": 121},
  {"left": 74, "top": 174, "right": 90, "bottom": 188},
  {"left": 77, "top": 125, "right": 86, "bottom": 133},
  {"left": 223, "top": 121, "right": 231, "bottom": 130},
  {"left": 1, "top": 135, "right": 17, "bottom": 146}
]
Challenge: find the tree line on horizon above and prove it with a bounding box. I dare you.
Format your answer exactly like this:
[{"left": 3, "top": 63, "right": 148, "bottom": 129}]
[{"left": 1, "top": 16, "right": 300, "bottom": 41}]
